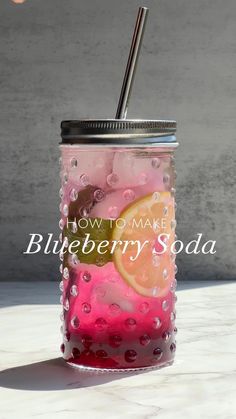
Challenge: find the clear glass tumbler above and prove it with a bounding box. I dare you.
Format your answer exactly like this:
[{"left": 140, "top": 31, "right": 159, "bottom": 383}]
[{"left": 59, "top": 119, "right": 178, "bottom": 371}]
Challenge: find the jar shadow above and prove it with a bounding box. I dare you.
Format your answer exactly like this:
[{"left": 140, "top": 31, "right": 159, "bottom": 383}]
[{"left": 0, "top": 358, "right": 141, "bottom": 391}]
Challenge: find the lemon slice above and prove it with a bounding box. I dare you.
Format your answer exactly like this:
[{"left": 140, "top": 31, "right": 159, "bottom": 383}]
[{"left": 112, "top": 192, "right": 175, "bottom": 298}]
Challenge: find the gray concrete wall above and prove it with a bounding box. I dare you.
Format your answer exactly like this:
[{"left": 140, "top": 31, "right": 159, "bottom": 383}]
[{"left": 0, "top": 0, "right": 235, "bottom": 281}]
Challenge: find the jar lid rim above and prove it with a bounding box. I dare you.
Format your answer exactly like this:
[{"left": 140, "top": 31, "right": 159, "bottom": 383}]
[{"left": 61, "top": 119, "right": 177, "bottom": 144}]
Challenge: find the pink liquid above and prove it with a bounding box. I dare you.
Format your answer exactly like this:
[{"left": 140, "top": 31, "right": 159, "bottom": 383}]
[{"left": 59, "top": 147, "right": 177, "bottom": 370}]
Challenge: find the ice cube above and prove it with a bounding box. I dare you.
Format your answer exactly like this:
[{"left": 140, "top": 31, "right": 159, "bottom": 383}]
[
  {"left": 89, "top": 180, "right": 167, "bottom": 219},
  {"left": 61, "top": 149, "right": 114, "bottom": 189},
  {"left": 89, "top": 189, "right": 127, "bottom": 218},
  {"left": 111, "top": 150, "right": 164, "bottom": 190}
]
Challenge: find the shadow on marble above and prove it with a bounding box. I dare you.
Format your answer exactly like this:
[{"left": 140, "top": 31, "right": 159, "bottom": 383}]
[{"left": 0, "top": 357, "right": 140, "bottom": 391}]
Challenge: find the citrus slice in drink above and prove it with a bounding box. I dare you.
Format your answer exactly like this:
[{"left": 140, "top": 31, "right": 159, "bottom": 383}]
[{"left": 112, "top": 192, "right": 175, "bottom": 298}]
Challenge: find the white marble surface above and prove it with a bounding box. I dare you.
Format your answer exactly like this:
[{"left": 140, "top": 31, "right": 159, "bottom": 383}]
[{"left": 0, "top": 281, "right": 236, "bottom": 419}]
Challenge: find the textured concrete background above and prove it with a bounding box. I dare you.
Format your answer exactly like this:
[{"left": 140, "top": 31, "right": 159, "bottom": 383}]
[{"left": 0, "top": 0, "right": 235, "bottom": 281}]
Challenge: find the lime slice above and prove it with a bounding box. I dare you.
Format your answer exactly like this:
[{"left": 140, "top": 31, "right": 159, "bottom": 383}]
[{"left": 63, "top": 217, "right": 114, "bottom": 266}]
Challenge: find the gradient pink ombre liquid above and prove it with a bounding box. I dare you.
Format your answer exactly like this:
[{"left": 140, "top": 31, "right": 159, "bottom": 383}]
[{"left": 59, "top": 142, "right": 177, "bottom": 370}]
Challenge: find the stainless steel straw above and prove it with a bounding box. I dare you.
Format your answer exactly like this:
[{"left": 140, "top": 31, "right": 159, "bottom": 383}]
[{"left": 115, "top": 7, "right": 149, "bottom": 120}]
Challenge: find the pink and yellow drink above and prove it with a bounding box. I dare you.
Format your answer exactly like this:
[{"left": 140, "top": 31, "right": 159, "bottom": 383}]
[{"left": 59, "top": 120, "right": 178, "bottom": 370}]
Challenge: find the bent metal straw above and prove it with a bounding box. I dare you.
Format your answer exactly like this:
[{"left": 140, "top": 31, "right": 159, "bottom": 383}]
[{"left": 116, "top": 7, "right": 149, "bottom": 120}]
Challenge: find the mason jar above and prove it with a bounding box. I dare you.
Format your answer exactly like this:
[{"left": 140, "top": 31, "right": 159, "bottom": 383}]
[{"left": 59, "top": 119, "right": 178, "bottom": 371}]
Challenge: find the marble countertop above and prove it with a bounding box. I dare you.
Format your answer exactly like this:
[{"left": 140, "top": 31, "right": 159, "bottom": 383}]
[{"left": 0, "top": 281, "right": 235, "bottom": 419}]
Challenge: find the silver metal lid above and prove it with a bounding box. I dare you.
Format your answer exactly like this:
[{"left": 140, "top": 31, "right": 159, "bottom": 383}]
[{"left": 61, "top": 119, "right": 177, "bottom": 145}]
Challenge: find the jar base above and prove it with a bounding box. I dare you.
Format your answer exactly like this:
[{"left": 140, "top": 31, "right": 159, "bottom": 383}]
[{"left": 65, "top": 358, "right": 174, "bottom": 373}]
